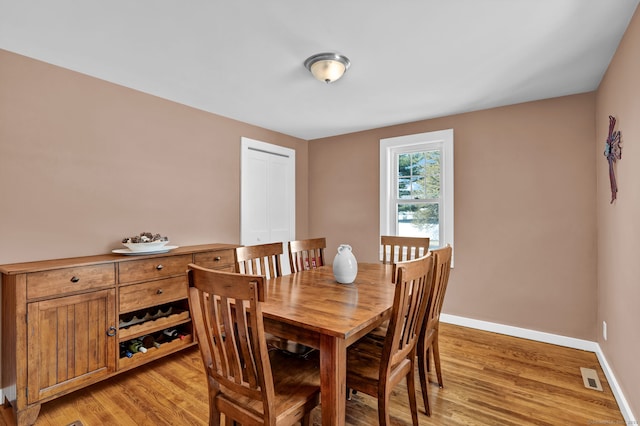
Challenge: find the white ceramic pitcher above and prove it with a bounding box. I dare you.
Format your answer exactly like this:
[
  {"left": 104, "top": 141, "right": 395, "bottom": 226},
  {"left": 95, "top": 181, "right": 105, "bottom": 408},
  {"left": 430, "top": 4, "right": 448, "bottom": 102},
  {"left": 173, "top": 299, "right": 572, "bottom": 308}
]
[{"left": 333, "top": 244, "right": 358, "bottom": 284}]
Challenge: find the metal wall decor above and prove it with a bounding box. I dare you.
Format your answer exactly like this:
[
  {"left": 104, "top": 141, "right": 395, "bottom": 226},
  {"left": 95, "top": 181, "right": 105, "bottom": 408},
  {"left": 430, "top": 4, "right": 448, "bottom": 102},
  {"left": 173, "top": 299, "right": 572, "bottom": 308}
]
[{"left": 604, "top": 115, "right": 622, "bottom": 204}]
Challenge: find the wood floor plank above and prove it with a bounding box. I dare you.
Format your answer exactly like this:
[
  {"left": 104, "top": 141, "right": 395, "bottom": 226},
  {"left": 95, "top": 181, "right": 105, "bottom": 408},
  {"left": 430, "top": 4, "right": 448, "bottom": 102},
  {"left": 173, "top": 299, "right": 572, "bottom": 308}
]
[{"left": 0, "top": 323, "right": 624, "bottom": 425}]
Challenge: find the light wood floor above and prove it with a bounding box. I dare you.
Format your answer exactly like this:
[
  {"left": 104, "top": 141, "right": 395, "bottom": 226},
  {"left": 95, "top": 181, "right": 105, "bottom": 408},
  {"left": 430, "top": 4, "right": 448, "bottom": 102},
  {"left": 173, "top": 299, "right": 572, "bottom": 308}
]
[{"left": 1, "top": 323, "right": 623, "bottom": 425}]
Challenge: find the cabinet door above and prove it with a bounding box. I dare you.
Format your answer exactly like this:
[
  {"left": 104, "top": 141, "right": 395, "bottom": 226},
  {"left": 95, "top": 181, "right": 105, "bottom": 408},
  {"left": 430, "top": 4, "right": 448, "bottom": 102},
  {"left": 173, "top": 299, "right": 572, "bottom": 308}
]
[{"left": 27, "top": 289, "right": 116, "bottom": 403}]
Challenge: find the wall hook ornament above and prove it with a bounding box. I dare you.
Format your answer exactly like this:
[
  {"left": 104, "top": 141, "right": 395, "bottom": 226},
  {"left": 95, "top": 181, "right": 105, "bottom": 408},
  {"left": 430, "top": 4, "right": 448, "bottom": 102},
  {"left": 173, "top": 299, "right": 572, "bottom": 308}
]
[{"left": 604, "top": 115, "right": 622, "bottom": 204}]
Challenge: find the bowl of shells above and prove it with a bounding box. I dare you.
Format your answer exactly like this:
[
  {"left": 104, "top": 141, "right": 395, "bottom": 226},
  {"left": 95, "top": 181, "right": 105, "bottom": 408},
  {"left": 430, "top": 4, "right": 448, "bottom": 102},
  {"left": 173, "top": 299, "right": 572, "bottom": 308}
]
[{"left": 121, "top": 232, "right": 170, "bottom": 252}]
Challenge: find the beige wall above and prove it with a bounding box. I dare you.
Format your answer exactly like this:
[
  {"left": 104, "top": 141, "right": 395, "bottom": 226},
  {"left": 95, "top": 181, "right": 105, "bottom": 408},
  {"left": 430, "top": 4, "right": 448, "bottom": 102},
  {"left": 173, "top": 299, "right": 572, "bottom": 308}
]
[
  {"left": 0, "top": 49, "right": 309, "bottom": 264},
  {"left": 309, "top": 93, "right": 597, "bottom": 341},
  {"left": 596, "top": 5, "right": 640, "bottom": 418}
]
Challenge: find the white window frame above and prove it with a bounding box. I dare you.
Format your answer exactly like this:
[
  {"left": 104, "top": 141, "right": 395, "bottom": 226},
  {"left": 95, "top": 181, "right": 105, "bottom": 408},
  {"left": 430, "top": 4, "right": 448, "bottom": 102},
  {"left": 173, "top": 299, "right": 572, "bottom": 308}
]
[{"left": 380, "top": 129, "right": 454, "bottom": 264}]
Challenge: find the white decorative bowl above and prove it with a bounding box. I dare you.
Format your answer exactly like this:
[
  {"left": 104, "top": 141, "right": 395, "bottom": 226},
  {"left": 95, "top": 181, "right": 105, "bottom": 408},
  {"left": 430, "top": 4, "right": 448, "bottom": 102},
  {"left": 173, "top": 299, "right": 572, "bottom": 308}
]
[{"left": 122, "top": 240, "right": 170, "bottom": 252}]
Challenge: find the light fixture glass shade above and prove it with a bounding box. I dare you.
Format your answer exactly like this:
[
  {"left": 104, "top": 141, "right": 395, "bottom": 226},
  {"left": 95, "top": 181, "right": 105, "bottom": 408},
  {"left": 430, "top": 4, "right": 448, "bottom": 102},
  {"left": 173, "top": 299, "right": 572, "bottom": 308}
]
[{"left": 304, "top": 53, "right": 350, "bottom": 83}]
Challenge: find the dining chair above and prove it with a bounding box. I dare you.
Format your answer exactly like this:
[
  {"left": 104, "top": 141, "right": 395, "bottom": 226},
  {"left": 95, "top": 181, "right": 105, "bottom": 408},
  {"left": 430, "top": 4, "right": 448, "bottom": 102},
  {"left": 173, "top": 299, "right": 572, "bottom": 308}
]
[
  {"left": 288, "top": 237, "right": 326, "bottom": 273},
  {"left": 235, "top": 242, "right": 283, "bottom": 278},
  {"left": 346, "top": 254, "right": 434, "bottom": 426},
  {"left": 417, "top": 244, "right": 453, "bottom": 416},
  {"left": 187, "top": 264, "right": 320, "bottom": 426}
]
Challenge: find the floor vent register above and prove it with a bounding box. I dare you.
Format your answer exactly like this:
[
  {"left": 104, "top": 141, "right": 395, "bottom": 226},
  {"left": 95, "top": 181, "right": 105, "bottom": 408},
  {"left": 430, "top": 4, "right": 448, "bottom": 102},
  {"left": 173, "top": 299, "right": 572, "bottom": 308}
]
[{"left": 580, "top": 367, "right": 603, "bottom": 391}]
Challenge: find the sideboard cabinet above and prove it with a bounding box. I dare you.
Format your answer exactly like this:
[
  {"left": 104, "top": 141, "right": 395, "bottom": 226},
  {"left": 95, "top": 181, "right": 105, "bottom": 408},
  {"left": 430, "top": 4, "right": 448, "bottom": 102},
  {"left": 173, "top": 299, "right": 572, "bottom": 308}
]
[{"left": 1, "top": 243, "right": 237, "bottom": 426}]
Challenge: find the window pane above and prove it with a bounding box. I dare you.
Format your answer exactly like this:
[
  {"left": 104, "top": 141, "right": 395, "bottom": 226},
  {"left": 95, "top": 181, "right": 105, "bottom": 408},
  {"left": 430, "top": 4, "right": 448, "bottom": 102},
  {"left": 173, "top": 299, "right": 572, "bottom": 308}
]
[
  {"left": 424, "top": 150, "right": 440, "bottom": 198},
  {"left": 398, "top": 177, "right": 411, "bottom": 199},
  {"left": 411, "top": 176, "right": 426, "bottom": 198},
  {"left": 411, "top": 152, "right": 425, "bottom": 175},
  {"left": 398, "top": 153, "right": 411, "bottom": 177},
  {"left": 397, "top": 203, "right": 439, "bottom": 247}
]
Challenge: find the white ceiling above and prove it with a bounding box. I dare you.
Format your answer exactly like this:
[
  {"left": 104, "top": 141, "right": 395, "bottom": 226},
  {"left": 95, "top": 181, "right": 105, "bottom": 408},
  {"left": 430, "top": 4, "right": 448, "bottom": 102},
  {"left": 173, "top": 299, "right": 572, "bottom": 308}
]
[{"left": 1, "top": 1, "right": 638, "bottom": 140}]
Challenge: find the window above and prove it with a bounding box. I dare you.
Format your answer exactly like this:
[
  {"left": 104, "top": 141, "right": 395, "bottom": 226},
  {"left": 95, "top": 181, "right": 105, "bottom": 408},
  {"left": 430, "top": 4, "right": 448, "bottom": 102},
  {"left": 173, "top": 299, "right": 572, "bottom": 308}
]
[{"left": 380, "top": 129, "right": 454, "bottom": 256}]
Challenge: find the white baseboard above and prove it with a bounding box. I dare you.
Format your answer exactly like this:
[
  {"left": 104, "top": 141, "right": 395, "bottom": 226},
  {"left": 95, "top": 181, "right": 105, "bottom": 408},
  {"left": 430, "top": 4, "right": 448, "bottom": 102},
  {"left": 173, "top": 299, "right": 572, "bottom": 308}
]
[
  {"left": 593, "top": 346, "right": 637, "bottom": 425},
  {"left": 440, "top": 313, "right": 599, "bottom": 350},
  {"left": 440, "top": 314, "right": 637, "bottom": 423}
]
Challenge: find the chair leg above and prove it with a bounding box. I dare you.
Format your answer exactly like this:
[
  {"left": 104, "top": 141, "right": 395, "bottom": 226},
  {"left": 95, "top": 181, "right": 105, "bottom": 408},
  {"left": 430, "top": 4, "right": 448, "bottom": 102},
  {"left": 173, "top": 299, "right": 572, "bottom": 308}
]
[
  {"left": 209, "top": 377, "right": 222, "bottom": 426},
  {"left": 301, "top": 413, "right": 311, "bottom": 426},
  {"left": 417, "top": 341, "right": 431, "bottom": 416},
  {"left": 433, "top": 332, "right": 444, "bottom": 388},
  {"left": 407, "top": 365, "right": 420, "bottom": 426},
  {"left": 378, "top": 388, "right": 392, "bottom": 426},
  {"left": 212, "top": 408, "right": 221, "bottom": 426}
]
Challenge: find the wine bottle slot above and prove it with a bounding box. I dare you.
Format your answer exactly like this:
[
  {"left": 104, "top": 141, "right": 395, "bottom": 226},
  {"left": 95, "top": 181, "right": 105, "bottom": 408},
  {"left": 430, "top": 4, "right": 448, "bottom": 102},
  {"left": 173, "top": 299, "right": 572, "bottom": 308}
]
[
  {"left": 128, "top": 339, "right": 148, "bottom": 354},
  {"left": 163, "top": 328, "right": 179, "bottom": 338},
  {"left": 140, "top": 334, "right": 162, "bottom": 349},
  {"left": 119, "top": 342, "right": 133, "bottom": 358}
]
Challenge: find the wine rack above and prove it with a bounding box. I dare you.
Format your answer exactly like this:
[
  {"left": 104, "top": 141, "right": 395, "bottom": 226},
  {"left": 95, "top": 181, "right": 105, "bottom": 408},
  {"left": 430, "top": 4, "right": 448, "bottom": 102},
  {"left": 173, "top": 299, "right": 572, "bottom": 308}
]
[
  {"left": 117, "top": 299, "right": 194, "bottom": 370},
  {"left": 118, "top": 324, "right": 194, "bottom": 369},
  {"left": 118, "top": 302, "right": 191, "bottom": 340}
]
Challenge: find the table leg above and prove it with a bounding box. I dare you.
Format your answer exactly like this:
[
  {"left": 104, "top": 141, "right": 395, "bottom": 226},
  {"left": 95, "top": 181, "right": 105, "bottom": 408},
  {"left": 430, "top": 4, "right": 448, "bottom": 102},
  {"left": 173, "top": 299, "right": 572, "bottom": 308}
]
[{"left": 320, "top": 334, "right": 346, "bottom": 426}]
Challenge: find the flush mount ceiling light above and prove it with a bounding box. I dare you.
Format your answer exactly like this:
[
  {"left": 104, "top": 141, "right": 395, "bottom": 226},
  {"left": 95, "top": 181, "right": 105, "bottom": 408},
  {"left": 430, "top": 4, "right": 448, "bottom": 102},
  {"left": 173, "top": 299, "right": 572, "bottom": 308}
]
[{"left": 304, "top": 52, "right": 351, "bottom": 84}]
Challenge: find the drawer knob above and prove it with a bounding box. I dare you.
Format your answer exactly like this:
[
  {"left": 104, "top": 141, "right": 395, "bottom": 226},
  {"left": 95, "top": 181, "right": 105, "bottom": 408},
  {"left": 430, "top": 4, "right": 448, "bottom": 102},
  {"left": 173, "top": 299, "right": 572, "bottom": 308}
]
[
  {"left": 156, "top": 264, "right": 164, "bottom": 270},
  {"left": 106, "top": 326, "right": 117, "bottom": 337},
  {"left": 70, "top": 276, "right": 80, "bottom": 283},
  {"left": 156, "top": 288, "right": 163, "bottom": 295},
  {"left": 214, "top": 256, "right": 222, "bottom": 261}
]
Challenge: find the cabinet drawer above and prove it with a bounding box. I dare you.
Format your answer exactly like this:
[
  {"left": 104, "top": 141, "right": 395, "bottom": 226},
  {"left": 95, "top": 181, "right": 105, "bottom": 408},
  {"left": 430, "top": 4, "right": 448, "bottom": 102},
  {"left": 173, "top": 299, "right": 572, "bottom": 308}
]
[
  {"left": 193, "top": 249, "right": 236, "bottom": 270},
  {"left": 119, "top": 276, "right": 188, "bottom": 313},
  {"left": 27, "top": 263, "right": 115, "bottom": 299},
  {"left": 118, "top": 254, "right": 191, "bottom": 284}
]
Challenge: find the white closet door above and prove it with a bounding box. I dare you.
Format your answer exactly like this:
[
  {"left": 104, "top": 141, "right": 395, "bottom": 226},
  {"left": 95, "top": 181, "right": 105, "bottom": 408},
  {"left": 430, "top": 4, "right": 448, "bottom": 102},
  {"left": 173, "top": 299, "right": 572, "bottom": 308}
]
[{"left": 240, "top": 137, "right": 295, "bottom": 274}]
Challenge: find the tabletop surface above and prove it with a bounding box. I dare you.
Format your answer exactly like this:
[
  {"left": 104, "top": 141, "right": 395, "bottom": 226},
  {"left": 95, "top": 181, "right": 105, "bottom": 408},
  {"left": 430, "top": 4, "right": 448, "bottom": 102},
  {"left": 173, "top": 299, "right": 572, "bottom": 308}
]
[{"left": 261, "top": 263, "right": 396, "bottom": 339}]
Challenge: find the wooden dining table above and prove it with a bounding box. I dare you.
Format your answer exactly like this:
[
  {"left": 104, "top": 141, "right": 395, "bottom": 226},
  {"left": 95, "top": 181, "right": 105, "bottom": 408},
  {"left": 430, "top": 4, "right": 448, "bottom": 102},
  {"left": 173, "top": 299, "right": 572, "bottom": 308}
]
[{"left": 261, "top": 262, "right": 396, "bottom": 426}]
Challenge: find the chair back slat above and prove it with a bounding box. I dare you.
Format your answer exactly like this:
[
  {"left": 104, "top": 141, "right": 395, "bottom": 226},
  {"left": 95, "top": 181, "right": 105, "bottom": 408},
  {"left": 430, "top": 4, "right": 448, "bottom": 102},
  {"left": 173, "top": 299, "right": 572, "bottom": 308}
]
[
  {"left": 382, "top": 254, "right": 434, "bottom": 373},
  {"left": 235, "top": 242, "right": 283, "bottom": 279},
  {"left": 234, "top": 299, "right": 260, "bottom": 388},
  {"left": 187, "top": 264, "right": 275, "bottom": 408},
  {"left": 288, "top": 238, "right": 327, "bottom": 272},
  {"left": 219, "top": 294, "right": 243, "bottom": 384}
]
